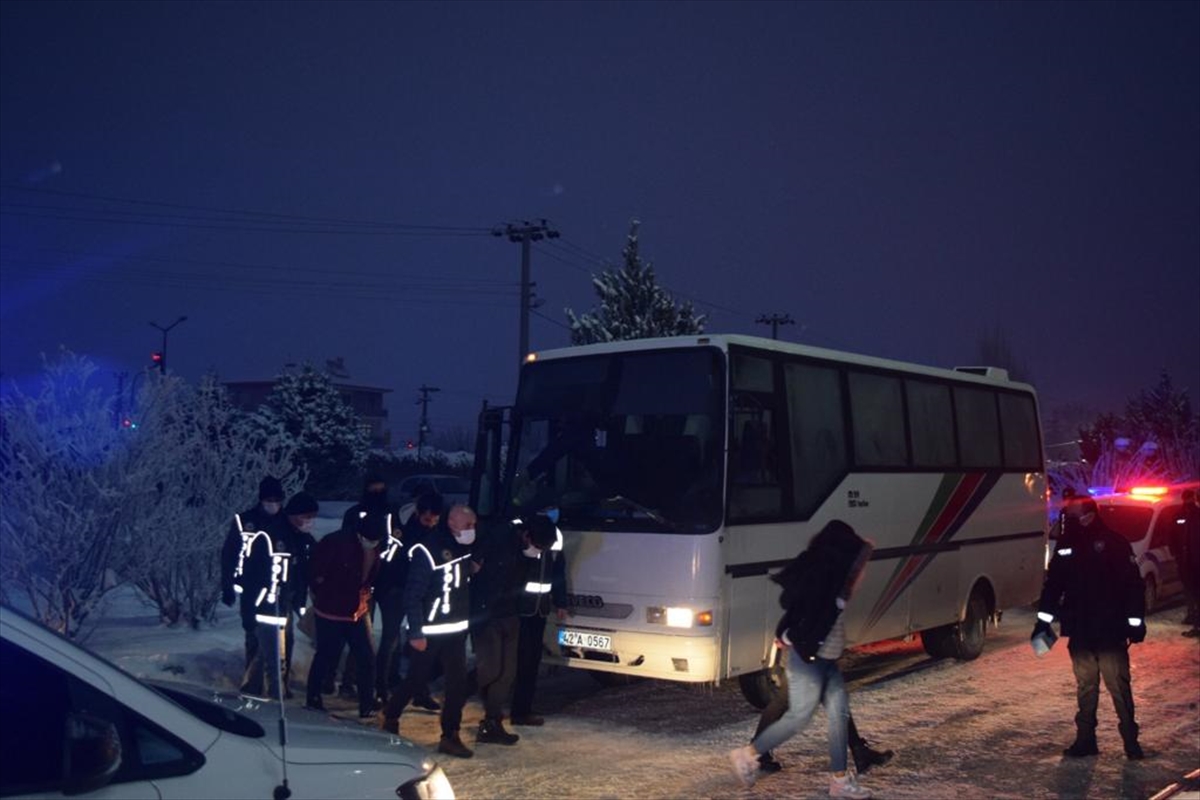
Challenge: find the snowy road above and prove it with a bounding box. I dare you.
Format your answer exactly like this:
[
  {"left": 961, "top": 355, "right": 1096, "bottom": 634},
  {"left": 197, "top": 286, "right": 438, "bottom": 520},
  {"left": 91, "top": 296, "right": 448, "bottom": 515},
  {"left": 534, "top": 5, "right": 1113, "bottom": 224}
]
[
  {"left": 89, "top": 594, "right": 1199, "bottom": 799},
  {"left": 389, "top": 607, "right": 1199, "bottom": 800}
]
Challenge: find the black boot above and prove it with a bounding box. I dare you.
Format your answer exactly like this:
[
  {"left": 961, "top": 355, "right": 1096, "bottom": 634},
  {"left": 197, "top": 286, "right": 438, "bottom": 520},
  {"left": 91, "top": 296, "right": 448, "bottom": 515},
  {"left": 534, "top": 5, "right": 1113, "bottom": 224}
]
[
  {"left": 1119, "top": 722, "right": 1144, "bottom": 760},
  {"left": 476, "top": 717, "right": 520, "bottom": 745},
  {"left": 850, "top": 737, "right": 895, "bottom": 774},
  {"left": 757, "top": 751, "right": 783, "bottom": 773},
  {"left": 1063, "top": 729, "right": 1099, "bottom": 758},
  {"left": 438, "top": 733, "right": 474, "bottom": 759}
]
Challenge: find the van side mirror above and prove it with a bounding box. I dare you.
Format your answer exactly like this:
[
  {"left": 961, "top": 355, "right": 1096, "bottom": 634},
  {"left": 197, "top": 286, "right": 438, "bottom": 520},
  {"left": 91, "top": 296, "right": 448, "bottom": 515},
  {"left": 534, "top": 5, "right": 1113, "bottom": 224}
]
[{"left": 62, "top": 712, "right": 122, "bottom": 796}]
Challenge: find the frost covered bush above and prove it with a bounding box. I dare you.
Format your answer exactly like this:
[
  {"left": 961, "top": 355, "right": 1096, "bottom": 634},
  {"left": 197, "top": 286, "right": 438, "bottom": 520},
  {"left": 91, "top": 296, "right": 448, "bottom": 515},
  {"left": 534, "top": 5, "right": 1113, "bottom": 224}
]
[
  {"left": 0, "top": 352, "right": 148, "bottom": 637},
  {"left": 119, "top": 374, "right": 303, "bottom": 628},
  {"left": 0, "top": 354, "right": 304, "bottom": 634}
]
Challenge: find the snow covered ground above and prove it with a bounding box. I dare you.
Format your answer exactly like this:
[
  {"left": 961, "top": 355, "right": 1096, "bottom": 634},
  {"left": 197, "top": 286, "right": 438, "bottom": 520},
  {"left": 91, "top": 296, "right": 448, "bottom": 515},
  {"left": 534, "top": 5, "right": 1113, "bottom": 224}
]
[{"left": 83, "top": 588, "right": 1199, "bottom": 799}]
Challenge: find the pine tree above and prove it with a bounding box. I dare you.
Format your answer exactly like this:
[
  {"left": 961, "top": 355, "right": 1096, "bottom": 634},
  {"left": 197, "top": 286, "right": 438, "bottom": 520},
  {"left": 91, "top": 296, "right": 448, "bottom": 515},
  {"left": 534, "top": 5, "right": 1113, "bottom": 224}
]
[
  {"left": 253, "top": 365, "right": 369, "bottom": 497},
  {"left": 565, "top": 221, "right": 706, "bottom": 344}
]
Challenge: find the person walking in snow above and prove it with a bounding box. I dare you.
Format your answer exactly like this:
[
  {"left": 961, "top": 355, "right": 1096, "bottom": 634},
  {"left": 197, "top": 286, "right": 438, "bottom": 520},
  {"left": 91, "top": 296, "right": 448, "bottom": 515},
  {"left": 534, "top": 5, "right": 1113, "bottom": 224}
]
[
  {"left": 304, "top": 508, "right": 388, "bottom": 718},
  {"left": 220, "top": 475, "right": 286, "bottom": 693},
  {"left": 728, "top": 520, "right": 874, "bottom": 799},
  {"left": 1032, "top": 497, "right": 1147, "bottom": 759},
  {"left": 381, "top": 504, "right": 476, "bottom": 758},
  {"left": 1172, "top": 489, "right": 1200, "bottom": 636},
  {"left": 509, "top": 509, "right": 569, "bottom": 727},
  {"left": 391, "top": 491, "right": 445, "bottom": 712}
]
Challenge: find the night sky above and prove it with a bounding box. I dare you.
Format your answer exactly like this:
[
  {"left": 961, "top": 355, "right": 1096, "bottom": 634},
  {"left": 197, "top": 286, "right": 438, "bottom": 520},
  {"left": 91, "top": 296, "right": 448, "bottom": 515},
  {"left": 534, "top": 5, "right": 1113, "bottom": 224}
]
[{"left": 2, "top": 1, "right": 1197, "bottom": 445}]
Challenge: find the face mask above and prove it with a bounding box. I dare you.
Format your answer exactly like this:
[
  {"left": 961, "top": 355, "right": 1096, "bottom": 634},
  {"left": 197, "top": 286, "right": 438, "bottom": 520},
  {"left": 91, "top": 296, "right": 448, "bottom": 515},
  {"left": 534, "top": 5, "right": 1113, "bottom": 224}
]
[
  {"left": 523, "top": 544, "right": 543, "bottom": 559},
  {"left": 453, "top": 528, "right": 476, "bottom": 546},
  {"left": 359, "top": 535, "right": 379, "bottom": 551},
  {"left": 261, "top": 501, "right": 282, "bottom": 515}
]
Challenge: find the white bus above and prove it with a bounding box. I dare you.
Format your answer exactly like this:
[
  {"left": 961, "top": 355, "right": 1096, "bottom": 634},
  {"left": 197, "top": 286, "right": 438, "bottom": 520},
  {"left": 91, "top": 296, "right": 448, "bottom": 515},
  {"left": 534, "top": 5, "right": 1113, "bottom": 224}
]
[{"left": 471, "top": 334, "right": 1047, "bottom": 706}]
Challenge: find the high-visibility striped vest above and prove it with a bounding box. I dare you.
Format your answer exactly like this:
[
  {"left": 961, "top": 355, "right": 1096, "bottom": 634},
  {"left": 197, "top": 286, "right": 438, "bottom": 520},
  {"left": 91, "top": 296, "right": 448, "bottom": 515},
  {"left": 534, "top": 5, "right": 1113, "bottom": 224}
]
[{"left": 409, "top": 542, "right": 472, "bottom": 636}]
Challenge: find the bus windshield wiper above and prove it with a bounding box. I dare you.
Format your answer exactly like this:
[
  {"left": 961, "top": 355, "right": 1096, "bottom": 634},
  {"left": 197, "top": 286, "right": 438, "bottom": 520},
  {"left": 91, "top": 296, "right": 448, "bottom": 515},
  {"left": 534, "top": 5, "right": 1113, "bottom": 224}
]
[{"left": 602, "top": 495, "right": 675, "bottom": 530}]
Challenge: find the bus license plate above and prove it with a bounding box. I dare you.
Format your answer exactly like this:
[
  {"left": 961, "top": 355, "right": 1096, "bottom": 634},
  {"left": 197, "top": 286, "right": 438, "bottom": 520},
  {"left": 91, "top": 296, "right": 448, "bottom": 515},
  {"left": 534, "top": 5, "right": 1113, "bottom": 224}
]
[{"left": 558, "top": 629, "right": 612, "bottom": 652}]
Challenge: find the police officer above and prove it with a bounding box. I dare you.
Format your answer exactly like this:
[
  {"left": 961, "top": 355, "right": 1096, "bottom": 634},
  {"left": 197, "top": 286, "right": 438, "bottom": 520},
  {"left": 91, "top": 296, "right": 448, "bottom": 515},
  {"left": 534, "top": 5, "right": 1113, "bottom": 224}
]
[
  {"left": 1033, "top": 498, "right": 1147, "bottom": 759},
  {"left": 220, "top": 476, "right": 285, "bottom": 693},
  {"left": 510, "top": 511, "right": 568, "bottom": 727},
  {"left": 381, "top": 504, "right": 476, "bottom": 758}
]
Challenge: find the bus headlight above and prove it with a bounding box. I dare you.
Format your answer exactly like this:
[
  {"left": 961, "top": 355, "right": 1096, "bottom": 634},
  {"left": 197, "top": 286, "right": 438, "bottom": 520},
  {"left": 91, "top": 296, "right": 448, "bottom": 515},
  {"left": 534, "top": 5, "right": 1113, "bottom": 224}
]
[{"left": 646, "top": 607, "right": 714, "bottom": 627}]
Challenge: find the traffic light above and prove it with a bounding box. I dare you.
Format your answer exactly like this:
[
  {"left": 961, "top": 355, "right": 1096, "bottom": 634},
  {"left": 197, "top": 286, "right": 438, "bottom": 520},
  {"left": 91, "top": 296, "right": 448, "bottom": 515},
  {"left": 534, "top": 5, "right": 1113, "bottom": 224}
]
[{"left": 151, "top": 351, "right": 163, "bottom": 364}]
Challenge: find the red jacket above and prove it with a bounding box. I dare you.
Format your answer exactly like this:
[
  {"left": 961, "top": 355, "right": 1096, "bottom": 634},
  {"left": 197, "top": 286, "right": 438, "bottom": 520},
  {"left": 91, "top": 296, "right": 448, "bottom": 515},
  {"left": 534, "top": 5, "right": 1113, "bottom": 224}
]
[{"left": 309, "top": 528, "right": 381, "bottom": 621}]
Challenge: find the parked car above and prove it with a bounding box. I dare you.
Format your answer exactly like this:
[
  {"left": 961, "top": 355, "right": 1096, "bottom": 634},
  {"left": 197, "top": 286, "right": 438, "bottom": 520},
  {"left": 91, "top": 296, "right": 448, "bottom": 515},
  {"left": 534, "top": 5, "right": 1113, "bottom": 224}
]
[
  {"left": 396, "top": 474, "right": 470, "bottom": 507},
  {"left": 0, "top": 605, "right": 455, "bottom": 799}
]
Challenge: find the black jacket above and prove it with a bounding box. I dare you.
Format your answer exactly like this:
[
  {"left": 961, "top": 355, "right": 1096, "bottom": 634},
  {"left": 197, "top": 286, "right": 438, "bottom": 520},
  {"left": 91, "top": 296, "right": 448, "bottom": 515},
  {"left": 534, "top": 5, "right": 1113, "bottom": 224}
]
[
  {"left": 772, "top": 521, "right": 871, "bottom": 662},
  {"left": 470, "top": 521, "right": 526, "bottom": 623},
  {"left": 518, "top": 524, "right": 568, "bottom": 618},
  {"left": 403, "top": 524, "right": 472, "bottom": 637},
  {"left": 221, "top": 504, "right": 284, "bottom": 624},
  {"left": 1038, "top": 516, "right": 1145, "bottom": 647},
  {"left": 239, "top": 520, "right": 311, "bottom": 620}
]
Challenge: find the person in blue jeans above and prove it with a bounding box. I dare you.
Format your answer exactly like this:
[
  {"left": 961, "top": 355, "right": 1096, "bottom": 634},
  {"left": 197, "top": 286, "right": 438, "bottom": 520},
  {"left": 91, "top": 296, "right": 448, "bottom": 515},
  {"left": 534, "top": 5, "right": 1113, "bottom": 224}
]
[{"left": 728, "top": 520, "right": 874, "bottom": 799}]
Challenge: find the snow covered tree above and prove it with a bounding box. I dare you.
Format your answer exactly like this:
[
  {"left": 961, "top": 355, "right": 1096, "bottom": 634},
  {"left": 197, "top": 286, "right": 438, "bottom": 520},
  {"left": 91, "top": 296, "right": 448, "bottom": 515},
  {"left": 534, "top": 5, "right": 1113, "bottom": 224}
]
[
  {"left": 0, "top": 351, "right": 147, "bottom": 637},
  {"left": 1073, "top": 372, "right": 1198, "bottom": 490},
  {"left": 565, "top": 221, "right": 706, "bottom": 344},
  {"left": 117, "top": 374, "right": 303, "bottom": 628},
  {"left": 252, "top": 365, "right": 369, "bottom": 498}
]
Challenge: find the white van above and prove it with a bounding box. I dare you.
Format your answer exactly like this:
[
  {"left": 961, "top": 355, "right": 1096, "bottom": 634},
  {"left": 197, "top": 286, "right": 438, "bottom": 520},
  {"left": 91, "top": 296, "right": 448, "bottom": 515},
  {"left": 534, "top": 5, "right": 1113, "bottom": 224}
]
[
  {"left": 0, "top": 605, "right": 454, "bottom": 799},
  {"left": 1091, "top": 488, "right": 1188, "bottom": 612}
]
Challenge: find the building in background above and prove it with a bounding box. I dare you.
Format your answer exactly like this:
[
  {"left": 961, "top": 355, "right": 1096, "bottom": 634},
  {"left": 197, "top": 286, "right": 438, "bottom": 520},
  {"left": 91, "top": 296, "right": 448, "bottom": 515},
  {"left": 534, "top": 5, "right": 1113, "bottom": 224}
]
[{"left": 224, "top": 358, "right": 392, "bottom": 448}]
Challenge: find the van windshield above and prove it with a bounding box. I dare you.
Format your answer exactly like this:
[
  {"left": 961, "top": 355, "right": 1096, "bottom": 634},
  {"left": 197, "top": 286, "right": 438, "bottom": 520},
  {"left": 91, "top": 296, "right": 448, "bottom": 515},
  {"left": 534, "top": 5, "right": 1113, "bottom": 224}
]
[{"left": 1097, "top": 506, "right": 1154, "bottom": 544}]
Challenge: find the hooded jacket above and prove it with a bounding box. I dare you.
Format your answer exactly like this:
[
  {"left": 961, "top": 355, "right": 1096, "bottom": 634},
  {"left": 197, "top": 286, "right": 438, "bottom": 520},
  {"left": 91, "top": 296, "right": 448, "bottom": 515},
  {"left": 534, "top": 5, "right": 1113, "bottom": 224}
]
[{"left": 772, "top": 520, "right": 872, "bottom": 662}]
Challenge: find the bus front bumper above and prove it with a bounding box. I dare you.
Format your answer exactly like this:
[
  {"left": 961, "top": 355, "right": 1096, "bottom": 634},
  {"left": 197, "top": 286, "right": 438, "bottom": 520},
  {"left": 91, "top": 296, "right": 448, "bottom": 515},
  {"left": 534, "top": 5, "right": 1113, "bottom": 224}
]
[{"left": 545, "top": 625, "right": 721, "bottom": 683}]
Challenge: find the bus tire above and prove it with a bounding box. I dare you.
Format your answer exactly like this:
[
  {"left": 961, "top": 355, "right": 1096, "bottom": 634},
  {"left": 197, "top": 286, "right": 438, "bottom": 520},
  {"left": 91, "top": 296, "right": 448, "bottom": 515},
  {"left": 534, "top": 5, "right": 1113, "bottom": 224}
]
[
  {"left": 922, "top": 587, "right": 990, "bottom": 661},
  {"left": 738, "top": 662, "right": 785, "bottom": 710}
]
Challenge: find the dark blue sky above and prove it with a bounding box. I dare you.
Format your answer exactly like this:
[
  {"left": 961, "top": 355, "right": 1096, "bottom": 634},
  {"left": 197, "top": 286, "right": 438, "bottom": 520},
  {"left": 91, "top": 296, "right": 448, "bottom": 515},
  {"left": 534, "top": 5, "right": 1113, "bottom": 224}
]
[{"left": 2, "top": 1, "right": 1197, "bottom": 443}]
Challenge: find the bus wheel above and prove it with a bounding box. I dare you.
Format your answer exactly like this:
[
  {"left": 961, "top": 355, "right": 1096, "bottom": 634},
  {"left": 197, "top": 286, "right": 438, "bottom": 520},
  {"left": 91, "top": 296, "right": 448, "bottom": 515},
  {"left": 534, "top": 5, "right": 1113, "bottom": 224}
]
[
  {"left": 738, "top": 661, "right": 785, "bottom": 710},
  {"left": 922, "top": 588, "right": 989, "bottom": 661}
]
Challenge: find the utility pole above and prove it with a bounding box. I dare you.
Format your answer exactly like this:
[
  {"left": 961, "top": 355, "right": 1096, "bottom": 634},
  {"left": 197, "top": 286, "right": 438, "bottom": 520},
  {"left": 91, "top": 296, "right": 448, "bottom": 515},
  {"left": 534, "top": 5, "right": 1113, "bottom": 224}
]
[
  {"left": 756, "top": 313, "right": 794, "bottom": 340},
  {"left": 416, "top": 384, "right": 440, "bottom": 459},
  {"left": 149, "top": 316, "right": 188, "bottom": 374},
  {"left": 113, "top": 371, "right": 128, "bottom": 429},
  {"left": 493, "top": 219, "right": 560, "bottom": 366}
]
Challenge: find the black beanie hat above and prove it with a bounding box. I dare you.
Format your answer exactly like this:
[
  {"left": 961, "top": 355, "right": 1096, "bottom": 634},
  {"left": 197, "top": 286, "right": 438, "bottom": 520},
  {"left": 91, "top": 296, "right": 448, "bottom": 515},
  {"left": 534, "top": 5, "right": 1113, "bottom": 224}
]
[
  {"left": 355, "top": 509, "right": 391, "bottom": 542},
  {"left": 283, "top": 492, "right": 319, "bottom": 516},
  {"left": 259, "top": 476, "right": 284, "bottom": 501}
]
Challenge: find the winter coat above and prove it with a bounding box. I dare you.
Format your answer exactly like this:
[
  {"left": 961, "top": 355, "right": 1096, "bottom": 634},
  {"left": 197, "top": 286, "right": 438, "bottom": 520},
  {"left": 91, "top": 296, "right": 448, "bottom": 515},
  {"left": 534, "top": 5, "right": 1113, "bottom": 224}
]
[
  {"left": 1177, "top": 503, "right": 1200, "bottom": 588},
  {"left": 403, "top": 525, "right": 472, "bottom": 637},
  {"left": 308, "top": 528, "right": 381, "bottom": 622},
  {"left": 772, "top": 521, "right": 871, "bottom": 662},
  {"left": 1037, "top": 516, "right": 1145, "bottom": 648},
  {"left": 238, "top": 520, "right": 310, "bottom": 621},
  {"left": 469, "top": 521, "right": 527, "bottom": 623},
  {"left": 222, "top": 504, "right": 284, "bottom": 626},
  {"left": 518, "top": 524, "right": 568, "bottom": 618}
]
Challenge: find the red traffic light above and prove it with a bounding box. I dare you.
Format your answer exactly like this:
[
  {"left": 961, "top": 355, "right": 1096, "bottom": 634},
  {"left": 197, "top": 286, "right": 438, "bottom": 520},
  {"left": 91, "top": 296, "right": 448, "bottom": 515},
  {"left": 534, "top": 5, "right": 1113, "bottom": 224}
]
[{"left": 151, "top": 351, "right": 163, "bottom": 363}]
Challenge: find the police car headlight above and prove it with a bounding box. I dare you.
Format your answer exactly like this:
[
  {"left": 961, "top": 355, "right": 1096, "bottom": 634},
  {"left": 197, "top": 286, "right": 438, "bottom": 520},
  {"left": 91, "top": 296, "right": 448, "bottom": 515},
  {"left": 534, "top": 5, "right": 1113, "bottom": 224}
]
[{"left": 397, "top": 763, "right": 455, "bottom": 799}]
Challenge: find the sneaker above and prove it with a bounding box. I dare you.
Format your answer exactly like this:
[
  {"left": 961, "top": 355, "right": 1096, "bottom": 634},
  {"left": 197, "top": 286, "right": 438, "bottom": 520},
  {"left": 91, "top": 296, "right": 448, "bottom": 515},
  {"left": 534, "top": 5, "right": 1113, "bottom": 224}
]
[
  {"left": 758, "top": 751, "right": 783, "bottom": 773},
  {"left": 476, "top": 718, "right": 520, "bottom": 745},
  {"left": 438, "top": 734, "right": 474, "bottom": 759},
  {"left": 412, "top": 695, "right": 442, "bottom": 711},
  {"left": 510, "top": 713, "right": 545, "bottom": 726},
  {"left": 829, "top": 772, "right": 871, "bottom": 799},
  {"left": 728, "top": 745, "right": 758, "bottom": 788},
  {"left": 850, "top": 739, "right": 895, "bottom": 775}
]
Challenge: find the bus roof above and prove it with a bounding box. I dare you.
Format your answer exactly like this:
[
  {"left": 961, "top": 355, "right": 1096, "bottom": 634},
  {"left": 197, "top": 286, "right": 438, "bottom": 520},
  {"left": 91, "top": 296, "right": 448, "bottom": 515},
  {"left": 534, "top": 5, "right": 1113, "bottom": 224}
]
[{"left": 524, "top": 333, "right": 1037, "bottom": 394}]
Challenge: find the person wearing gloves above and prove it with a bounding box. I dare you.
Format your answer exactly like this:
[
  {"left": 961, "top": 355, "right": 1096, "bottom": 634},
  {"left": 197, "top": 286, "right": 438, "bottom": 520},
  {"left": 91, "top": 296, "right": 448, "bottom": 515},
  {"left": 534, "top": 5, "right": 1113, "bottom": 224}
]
[
  {"left": 728, "top": 520, "right": 874, "bottom": 799},
  {"left": 1033, "top": 497, "right": 1147, "bottom": 759},
  {"left": 380, "top": 504, "right": 477, "bottom": 758}
]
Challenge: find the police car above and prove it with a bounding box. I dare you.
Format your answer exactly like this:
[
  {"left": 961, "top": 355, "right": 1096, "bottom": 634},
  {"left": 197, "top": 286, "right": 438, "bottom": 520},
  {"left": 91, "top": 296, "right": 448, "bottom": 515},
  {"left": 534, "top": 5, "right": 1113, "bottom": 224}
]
[
  {"left": 0, "top": 605, "right": 455, "bottom": 799},
  {"left": 1087, "top": 487, "right": 1188, "bottom": 612}
]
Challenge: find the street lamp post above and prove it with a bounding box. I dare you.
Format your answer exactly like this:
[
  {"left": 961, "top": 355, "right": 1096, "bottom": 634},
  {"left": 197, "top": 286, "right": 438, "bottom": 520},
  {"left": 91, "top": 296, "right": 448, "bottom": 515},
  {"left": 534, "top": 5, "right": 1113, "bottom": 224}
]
[{"left": 149, "top": 316, "right": 188, "bottom": 374}]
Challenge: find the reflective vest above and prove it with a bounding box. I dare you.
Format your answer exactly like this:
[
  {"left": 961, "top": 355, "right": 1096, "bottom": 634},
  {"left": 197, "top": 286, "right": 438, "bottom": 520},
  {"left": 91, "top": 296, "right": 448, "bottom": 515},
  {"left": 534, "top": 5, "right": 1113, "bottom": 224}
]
[
  {"left": 519, "top": 525, "right": 564, "bottom": 617},
  {"left": 232, "top": 514, "right": 292, "bottom": 627},
  {"left": 408, "top": 541, "right": 472, "bottom": 636}
]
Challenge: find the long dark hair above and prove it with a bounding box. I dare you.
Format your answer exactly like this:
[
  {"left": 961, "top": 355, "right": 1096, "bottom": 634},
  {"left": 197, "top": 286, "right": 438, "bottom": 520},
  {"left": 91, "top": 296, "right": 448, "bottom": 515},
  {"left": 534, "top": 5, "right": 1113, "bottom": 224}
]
[{"left": 771, "top": 520, "right": 870, "bottom": 608}]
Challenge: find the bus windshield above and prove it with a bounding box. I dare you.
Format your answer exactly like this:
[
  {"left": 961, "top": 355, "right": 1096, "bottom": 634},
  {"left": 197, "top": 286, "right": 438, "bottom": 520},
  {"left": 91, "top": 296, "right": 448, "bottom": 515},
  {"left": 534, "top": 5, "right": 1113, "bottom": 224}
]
[{"left": 509, "top": 347, "right": 725, "bottom": 533}]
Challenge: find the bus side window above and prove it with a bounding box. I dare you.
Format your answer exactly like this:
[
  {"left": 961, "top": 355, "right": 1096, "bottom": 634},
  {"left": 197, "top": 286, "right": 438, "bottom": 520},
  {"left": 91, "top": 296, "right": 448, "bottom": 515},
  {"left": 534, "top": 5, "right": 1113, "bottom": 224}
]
[
  {"left": 785, "top": 362, "right": 848, "bottom": 518},
  {"left": 730, "top": 353, "right": 783, "bottom": 519}
]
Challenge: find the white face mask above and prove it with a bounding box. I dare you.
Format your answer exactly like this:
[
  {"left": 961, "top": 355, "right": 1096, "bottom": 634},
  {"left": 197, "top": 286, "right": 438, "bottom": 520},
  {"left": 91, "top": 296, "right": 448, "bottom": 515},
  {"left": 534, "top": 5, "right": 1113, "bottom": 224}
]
[
  {"left": 522, "top": 544, "right": 543, "bottom": 559},
  {"left": 359, "top": 535, "right": 379, "bottom": 551},
  {"left": 453, "top": 528, "right": 476, "bottom": 546},
  {"left": 261, "top": 501, "right": 282, "bottom": 515}
]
